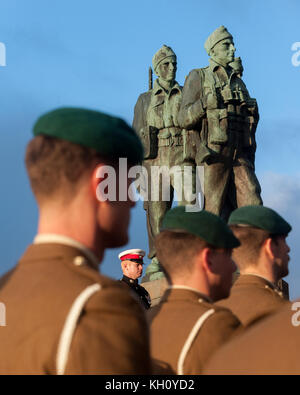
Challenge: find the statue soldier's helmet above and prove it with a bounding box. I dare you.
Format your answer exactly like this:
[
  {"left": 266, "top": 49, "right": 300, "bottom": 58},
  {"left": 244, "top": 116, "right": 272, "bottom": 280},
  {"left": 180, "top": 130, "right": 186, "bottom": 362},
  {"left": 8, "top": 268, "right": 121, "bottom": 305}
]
[
  {"left": 204, "top": 26, "right": 233, "bottom": 55},
  {"left": 152, "top": 45, "right": 176, "bottom": 74}
]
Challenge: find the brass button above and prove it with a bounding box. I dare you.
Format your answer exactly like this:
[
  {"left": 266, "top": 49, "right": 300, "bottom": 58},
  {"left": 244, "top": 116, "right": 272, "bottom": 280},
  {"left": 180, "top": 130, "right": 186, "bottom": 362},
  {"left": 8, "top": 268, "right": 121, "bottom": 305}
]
[{"left": 73, "top": 256, "right": 86, "bottom": 267}]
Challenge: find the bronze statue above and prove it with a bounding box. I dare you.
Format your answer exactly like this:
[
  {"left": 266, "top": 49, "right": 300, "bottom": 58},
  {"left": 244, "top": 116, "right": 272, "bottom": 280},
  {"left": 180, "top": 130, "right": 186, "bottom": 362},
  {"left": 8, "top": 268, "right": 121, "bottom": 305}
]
[
  {"left": 133, "top": 45, "right": 196, "bottom": 281},
  {"left": 229, "top": 56, "right": 244, "bottom": 78},
  {"left": 178, "top": 26, "right": 262, "bottom": 219}
]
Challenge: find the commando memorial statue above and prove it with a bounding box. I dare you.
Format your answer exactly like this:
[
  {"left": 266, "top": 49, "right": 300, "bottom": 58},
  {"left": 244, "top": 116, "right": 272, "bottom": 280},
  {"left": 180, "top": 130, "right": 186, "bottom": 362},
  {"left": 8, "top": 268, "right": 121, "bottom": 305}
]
[
  {"left": 133, "top": 27, "right": 263, "bottom": 283},
  {"left": 133, "top": 45, "right": 197, "bottom": 281},
  {"left": 178, "top": 26, "right": 262, "bottom": 218}
]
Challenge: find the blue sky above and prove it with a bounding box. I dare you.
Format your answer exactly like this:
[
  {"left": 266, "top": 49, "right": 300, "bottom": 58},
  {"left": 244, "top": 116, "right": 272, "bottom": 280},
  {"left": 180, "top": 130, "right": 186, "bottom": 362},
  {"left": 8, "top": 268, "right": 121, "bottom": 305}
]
[{"left": 1, "top": 0, "right": 300, "bottom": 297}]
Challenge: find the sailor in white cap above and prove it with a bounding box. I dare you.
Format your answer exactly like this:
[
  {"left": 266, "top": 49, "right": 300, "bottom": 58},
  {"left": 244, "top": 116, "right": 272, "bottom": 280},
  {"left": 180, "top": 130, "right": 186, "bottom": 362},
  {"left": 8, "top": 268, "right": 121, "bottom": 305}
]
[{"left": 119, "top": 249, "right": 151, "bottom": 309}]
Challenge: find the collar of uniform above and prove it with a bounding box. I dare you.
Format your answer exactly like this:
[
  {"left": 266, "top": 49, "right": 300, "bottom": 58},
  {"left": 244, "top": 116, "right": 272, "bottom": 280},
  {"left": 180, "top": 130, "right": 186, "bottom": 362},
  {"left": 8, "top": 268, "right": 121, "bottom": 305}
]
[
  {"left": 237, "top": 273, "right": 277, "bottom": 290},
  {"left": 122, "top": 275, "right": 138, "bottom": 286},
  {"left": 153, "top": 79, "right": 181, "bottom": 96},
  {"left": 33, "top": 234, "right": 99, "bottom": 270},
  {"left": 209, "top": 58, "right": 235, "bottom": 76},
  {"left": 167, "top": 285, "right": 213, "bottom": 304}
]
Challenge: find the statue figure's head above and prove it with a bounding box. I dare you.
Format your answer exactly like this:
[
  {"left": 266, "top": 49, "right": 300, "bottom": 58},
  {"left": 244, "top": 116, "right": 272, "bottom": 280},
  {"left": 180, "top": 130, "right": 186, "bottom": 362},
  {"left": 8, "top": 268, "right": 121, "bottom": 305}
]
[
  {"left": 205, "top": 26, "right": 236, "bottom": 67},
  {"left": 152, "top": 45, "right": 177, "bottom": 84},
  {"left": 229, "top": 57, "right": 244, "bottom": 77}
]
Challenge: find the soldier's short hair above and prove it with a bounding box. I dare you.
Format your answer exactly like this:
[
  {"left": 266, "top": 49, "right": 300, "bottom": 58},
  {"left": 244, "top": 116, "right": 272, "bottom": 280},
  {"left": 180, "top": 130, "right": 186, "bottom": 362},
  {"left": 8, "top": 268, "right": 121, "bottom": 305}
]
[
  {"left": 155, "top": 230, "right": 210, "bottom": 279},
  {"left": 229, "top": 226, "right": 283, "bottom": 269},
  {"left": 25, "top": 135, "right": 115, "bottom": 203}
]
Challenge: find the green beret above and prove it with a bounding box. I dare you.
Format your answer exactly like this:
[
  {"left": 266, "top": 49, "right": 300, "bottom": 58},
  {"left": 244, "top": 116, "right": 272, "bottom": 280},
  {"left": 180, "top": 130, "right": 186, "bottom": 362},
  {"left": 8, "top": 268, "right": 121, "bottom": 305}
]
[
  {"left": 33, "top": 107, "right": 144, "bottom": 164},
  {"left": 161, "top": 206, "right": 240, "bottom": 249},
  {"left": 228, "top": 206, "right": 292, "bottom": 235}
]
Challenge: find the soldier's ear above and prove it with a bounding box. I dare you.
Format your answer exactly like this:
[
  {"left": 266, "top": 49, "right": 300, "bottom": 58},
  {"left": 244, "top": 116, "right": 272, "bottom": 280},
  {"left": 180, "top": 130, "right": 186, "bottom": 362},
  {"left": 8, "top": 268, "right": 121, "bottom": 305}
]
[
  {"left": 261, "top": 237, "right": 274, "bottom": 261},
  {"left": 91, "top": 163, "right": 117, "bottom": 205},
  {"left": 197, "top": 248, "right": 212, "bottom": 274},
  {"left": 263, "top": 238, "right": 275, "bottom": 261}
]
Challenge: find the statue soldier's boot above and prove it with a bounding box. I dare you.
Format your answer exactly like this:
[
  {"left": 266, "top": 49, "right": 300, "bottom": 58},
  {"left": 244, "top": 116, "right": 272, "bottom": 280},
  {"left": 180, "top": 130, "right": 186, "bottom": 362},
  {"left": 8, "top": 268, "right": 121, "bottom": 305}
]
[{"left": 143, "top": 257, "right": 165, "bottom": 282}]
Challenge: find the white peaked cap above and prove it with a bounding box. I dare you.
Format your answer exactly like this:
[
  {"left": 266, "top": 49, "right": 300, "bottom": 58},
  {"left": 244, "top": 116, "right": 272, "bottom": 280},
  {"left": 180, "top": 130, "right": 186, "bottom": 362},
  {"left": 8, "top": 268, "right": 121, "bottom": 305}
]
[{"left": 118, "top": 249, "right": 146, "bottom": 261}]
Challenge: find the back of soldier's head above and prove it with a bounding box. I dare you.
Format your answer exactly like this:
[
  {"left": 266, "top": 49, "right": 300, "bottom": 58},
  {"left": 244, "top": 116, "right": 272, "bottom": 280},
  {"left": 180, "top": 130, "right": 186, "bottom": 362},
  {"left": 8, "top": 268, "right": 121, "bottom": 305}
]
[
  {"left": 26, "top": 136, "right": 102, "bottom": 203},
  {"left": 156, "top": 230, "right": 209, "bottom": 279},
  {"left": 228, "top": 226, "right": 271, "bottom": 269},
  {"left": 25, "top": 107, "right": 143, "bottom": 204},
  {"left": 155, "top": 206, "right": 239, "bottom": 281},
  {"left": 228, "top": 205, "right": 292, "bottom": 270}
]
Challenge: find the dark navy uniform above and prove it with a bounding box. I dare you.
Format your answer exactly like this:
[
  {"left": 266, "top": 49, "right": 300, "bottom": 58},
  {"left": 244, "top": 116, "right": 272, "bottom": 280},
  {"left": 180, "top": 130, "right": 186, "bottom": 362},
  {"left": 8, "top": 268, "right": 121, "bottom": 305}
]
[{"left": 121, "top": 275, "right": 151, "bottom": 310}]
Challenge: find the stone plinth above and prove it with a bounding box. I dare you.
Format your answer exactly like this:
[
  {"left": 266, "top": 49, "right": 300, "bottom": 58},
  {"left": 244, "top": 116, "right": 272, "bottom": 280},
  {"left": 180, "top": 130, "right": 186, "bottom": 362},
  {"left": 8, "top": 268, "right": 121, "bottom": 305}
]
[{"left": 142, "top": 277, "right": 168, "bottom": 307}]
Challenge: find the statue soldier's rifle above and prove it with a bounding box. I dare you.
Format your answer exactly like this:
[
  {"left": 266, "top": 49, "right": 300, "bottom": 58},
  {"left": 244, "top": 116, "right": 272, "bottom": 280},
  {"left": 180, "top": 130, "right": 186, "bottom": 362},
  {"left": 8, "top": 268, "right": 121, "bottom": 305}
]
[
  {"left": 143, "top": 66, "right": 153, "bottom": 217},
  {"left": 148, "top": 67, "right": 153, "bottom": 91}
]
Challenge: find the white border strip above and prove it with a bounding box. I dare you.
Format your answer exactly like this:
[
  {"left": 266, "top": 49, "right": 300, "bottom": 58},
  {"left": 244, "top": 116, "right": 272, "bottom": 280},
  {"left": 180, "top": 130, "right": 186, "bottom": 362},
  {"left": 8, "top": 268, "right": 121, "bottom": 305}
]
[
  {"left": 177, "top": 309, "right": 215, "bottom": 375},
  {"left": 56, "top": 283, "right": 101, "bottom": 375}
]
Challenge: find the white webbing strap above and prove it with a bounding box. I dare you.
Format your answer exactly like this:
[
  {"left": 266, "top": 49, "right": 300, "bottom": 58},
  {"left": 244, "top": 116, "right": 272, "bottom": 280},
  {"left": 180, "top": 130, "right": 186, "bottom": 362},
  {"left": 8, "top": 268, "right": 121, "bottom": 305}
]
[
  {"left": 56, "top": 283, "right": 102, "bottom": 375},
  {"left": 177, "top": 308, "right": 215, "bottom": 375}
]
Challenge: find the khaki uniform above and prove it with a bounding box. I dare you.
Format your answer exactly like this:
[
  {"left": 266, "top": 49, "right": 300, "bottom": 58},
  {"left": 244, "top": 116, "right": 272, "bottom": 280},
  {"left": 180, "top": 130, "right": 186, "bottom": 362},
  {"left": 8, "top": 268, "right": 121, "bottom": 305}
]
[
  {"left": 0, "top": 242, "right": 151, "bottom": 375},
  {"left": 204, "top": 301, "right": 300, "bottom": 375},
  {"left": 120, "top": 275, "right": 151, "bottom": 310},
  {"left": 217, "top": 274, "right": 289, "bottom": 326},
  {"left": 148, "top": 287, "right": 241, "bottom": 374}
]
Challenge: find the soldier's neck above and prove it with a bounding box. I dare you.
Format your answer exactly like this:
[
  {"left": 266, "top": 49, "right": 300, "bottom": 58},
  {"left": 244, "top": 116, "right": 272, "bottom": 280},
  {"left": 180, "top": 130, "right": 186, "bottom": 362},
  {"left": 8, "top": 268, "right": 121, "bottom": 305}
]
[
  {"left": 241, "top": 267, "right": 278, "bottom": 285},
  {"left": 157, "top": 78, "right": 174, "bottom": 92},
  {"left": 37, "top": 203, "right": 104, "bottom": 264},
  {"left": 210, "top": 57, "right": 232, "bottom": 75},
  {"left": 171, "top": 273, "right": 212, "bottom": 301},
  {"left": 123, "top": 275, "right": 138, "bottom": 284}
]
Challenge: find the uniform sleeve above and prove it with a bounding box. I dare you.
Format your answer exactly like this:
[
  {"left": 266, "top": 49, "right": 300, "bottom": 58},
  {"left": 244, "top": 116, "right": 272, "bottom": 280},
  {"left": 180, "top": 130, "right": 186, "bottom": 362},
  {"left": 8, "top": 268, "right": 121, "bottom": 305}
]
[
  {"left": 178, "top": 69, "right": 206, "bottom": 129},
  {"left": 186, "top": 309, "right": 243, "bottom": 373},
  {"left": 64, "top": 284, "right": 152, "bottom": 375},
  {"left": 132, "top": 94, "right": 146, "bottom": 137}
]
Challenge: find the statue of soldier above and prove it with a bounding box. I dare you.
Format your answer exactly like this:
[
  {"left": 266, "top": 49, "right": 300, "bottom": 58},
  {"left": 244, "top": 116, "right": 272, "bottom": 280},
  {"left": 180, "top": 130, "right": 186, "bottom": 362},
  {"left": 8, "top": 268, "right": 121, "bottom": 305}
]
[
  {"left": 133, "top": 45, "right": 196, "bottom": 281},
  {"left": 178, "top": 26, "right": 262, "bottom": 219}
]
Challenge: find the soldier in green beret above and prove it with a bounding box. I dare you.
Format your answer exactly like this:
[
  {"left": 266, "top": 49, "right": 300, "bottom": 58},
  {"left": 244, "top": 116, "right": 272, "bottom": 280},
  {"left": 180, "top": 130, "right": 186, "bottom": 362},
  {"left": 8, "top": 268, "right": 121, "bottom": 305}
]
[
  {"left": 133, "top": 45, "right": 196, "bottom": 282},
  {"left": 178, "top": 26, "right": 262, "bottom": 219},
  {"left": 218, "top": 205, "right": 291, "bottom": 326},
  {"left": 148, "top": 206, "right": 242, "bottom": 374},
  {"left": 0, "top": 107, "right": 151, "bottom": 375}
]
